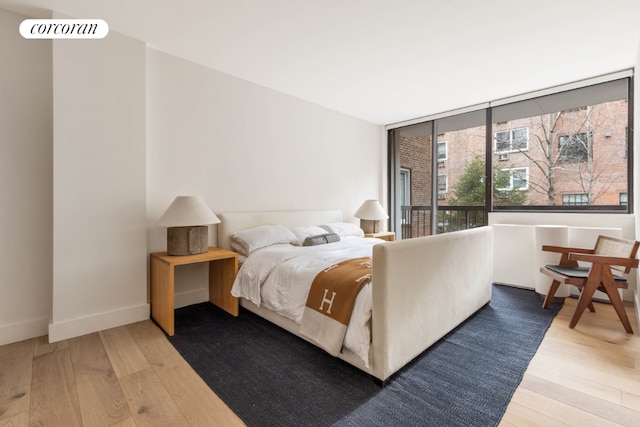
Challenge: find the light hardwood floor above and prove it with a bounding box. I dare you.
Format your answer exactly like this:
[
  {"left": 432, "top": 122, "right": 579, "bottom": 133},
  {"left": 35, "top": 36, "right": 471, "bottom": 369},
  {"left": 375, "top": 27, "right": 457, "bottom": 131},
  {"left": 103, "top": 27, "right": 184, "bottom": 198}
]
[
  {"left": 0, "top": 297, "right": 638, "bottom": 427},
  {"left": 500, "top": 297, "right": 640, "bottom": 427},
  {"left": 0, "top": 320, "right": 245, "bottom": 427}
]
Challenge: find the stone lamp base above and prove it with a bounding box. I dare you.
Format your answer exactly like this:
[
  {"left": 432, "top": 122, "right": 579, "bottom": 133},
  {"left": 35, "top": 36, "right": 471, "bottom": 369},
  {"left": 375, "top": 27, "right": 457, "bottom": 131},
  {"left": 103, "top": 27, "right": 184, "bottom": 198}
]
[
  {"left": 359, "top": 219, "right": 381, "bottom": 234},
  {"left": 167, "top": 226, "right": 208, "bottom": 256}
]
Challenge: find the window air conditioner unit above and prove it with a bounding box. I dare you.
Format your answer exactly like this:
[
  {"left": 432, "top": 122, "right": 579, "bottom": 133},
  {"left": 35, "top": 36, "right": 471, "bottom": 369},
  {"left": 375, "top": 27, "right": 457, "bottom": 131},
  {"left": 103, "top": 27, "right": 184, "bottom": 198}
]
[
  {"left": 498, "top": 153, "right": 509, "bottom": 161},
  {"left": 438, "top": 193, "right": 446, "bottom": 200},
  {"left": 438, "top": 160, "right": 446, "bottom": 168}
]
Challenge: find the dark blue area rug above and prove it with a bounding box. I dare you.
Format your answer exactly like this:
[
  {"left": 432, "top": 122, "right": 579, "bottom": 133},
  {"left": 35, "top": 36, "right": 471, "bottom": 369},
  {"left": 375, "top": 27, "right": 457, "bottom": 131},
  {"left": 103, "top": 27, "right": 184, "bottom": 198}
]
[{"left": 168, "top": 284, "right": 560, "bottom": 426}]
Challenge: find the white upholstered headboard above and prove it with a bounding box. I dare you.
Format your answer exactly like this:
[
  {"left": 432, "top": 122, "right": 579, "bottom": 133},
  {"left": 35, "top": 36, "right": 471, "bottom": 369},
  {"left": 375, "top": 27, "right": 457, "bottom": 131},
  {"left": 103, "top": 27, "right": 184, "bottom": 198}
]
[{"left": 217, "top": 210, "right": 344, "bottom": 250}]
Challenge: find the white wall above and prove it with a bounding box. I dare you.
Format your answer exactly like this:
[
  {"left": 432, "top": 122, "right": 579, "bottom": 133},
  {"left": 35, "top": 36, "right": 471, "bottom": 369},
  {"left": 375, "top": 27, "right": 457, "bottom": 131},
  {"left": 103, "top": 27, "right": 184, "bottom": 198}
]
[
  {"left": 49, "top": 20, "right": 149, "bottom": 341},
  {"left": 490, "top": 212, "right": 637, "bottom": 300},
  {"left": 490, "top": 212, "right": 635, "bottom": 239},
  {"left": 0, "top": 9, "right": 384, "bottom": 344},
  {"left": 146, "top": 49, "right": 384, "bottom": 305},
  {"left": 0, "top": 9, "right": 52, "bottom": 345}
]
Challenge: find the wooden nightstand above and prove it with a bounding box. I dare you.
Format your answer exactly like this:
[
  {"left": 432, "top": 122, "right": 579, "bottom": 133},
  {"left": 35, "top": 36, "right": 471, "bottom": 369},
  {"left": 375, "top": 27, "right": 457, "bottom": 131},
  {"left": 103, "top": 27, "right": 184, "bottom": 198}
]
[
  {"left": 364, "top": 231, "right": 395, "bottom": 241},
  {"left": 150, "top": 247, "right": 238, "bottom": 336}
]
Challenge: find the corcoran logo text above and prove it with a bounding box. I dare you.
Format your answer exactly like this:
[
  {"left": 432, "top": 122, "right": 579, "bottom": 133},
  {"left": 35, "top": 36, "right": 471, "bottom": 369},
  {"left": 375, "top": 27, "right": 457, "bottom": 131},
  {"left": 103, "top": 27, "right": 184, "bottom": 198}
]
[{"left": 20, "top": 19, "right": 109, "bottom": 39}]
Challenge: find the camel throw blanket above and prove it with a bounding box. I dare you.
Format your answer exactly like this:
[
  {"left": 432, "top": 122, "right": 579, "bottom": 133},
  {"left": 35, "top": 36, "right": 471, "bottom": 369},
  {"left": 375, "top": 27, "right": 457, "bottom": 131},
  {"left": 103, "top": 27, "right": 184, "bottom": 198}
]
[{"left": 300, "top": 257, "right": 372, "bottom": 356}]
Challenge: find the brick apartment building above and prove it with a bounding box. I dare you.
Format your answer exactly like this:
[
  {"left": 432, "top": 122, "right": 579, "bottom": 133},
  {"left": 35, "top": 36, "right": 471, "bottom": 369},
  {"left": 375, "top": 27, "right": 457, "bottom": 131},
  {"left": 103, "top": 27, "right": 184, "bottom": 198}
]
[
  {"left": 396, "top": 100, "right": 628, "bottom": 237},
  {"left": 398, "top": 99, "right": 628, "bottom": 210}
]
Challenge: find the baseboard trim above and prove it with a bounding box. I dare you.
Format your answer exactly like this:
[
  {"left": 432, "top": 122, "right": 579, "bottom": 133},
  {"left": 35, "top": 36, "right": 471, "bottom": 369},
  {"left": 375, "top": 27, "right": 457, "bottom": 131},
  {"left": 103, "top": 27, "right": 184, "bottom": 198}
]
[
  {"left": 48, "top": 303, "right": 150, "bottom": 343},
  {"left": 0, "top": 317, "right": 50, "bottom": 346},
  {"left": 175, "top": 287, "right": 209, "bottom": 309}
]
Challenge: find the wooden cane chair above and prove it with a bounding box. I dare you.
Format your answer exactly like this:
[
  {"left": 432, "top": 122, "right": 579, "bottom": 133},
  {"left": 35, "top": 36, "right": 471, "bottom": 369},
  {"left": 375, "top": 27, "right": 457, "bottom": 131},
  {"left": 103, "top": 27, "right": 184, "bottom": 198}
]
[{"left": 540, "top": 235, "right": 639, "bottom": 334}]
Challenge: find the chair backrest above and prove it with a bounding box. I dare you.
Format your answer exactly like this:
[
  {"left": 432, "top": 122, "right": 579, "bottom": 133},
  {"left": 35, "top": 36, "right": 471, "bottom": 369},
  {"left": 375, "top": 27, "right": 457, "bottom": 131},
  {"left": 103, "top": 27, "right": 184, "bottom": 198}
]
[{"left": 594, "top": 235, "right": 640, "bottom": 273}]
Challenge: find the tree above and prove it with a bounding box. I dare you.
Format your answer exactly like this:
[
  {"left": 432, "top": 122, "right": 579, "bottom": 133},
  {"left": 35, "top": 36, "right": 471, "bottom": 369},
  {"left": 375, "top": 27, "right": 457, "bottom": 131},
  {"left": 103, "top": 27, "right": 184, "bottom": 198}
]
[
  {"left": 509, "top": 104, "right": 627, "bottom": 205},
  {"left": 449, "top": 157, "right": 527, "bottom": 206}
]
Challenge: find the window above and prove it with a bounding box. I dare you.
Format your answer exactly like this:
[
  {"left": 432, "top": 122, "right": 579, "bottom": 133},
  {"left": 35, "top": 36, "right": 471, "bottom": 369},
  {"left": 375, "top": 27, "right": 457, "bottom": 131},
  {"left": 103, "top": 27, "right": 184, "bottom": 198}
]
[
  {"left": 438, "top": 174, "right": 447, "bottom": 193},
  {"left": 495, "top": 128, "right": 528, "bottom": 153},
  {"left": 392, "top": 121, "right": 434, "bottom": 238},
  {"left": 437, "top": 141, "right": 447, "bottom": 161},
  {"left": 491, "top": 77, "right": 629, "bottom": 210},
  {"left": 400, "top": 168, "right": 411, "bottom": 207},
  {"left": 497, "top": 167, "right": 528, "bottom": 191},
  {"left": 620, "top": 193, "right": 628, "bottom": 205},
  {"left": 558, "top": 133, "right": 589, "bottom": 162},
  {"left": 388, "top": 74, "right": 631, "bottom": 231},
  {"left": 512, "top": 168, "right": 528, "bottom": 190},
  {"left": 563, "top": 194, "right": 589, "bottom": 205}
]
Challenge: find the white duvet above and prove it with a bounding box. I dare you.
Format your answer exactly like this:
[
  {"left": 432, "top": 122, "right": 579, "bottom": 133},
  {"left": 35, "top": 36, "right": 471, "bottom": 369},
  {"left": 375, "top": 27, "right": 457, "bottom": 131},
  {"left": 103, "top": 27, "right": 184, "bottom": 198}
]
[{"left": 231, "top": 236, "right": 382, "bottom": 365}]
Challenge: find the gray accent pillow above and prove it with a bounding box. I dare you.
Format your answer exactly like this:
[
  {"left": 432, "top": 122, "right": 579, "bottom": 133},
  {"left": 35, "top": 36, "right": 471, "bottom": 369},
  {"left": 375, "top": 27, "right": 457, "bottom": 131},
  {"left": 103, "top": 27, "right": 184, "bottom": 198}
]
[{"left": 303, "top": 233, "right": 341, "bottom": 246}]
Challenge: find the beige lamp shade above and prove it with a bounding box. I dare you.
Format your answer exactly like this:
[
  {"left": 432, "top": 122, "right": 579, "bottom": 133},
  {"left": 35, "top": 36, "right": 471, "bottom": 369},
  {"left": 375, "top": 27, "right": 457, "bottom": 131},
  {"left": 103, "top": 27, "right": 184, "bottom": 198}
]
[
  {"left": 157, "top": 196, "right": 220, "bottom": 227},
  {"left": 157, "top": 196, "right": 220, "bottom": 256},
  {"left": 354, "top": 200, "right": 389, "bottom": 220},
  {"left": 354, "top": 200, "right": 388, "bottom": 234}
]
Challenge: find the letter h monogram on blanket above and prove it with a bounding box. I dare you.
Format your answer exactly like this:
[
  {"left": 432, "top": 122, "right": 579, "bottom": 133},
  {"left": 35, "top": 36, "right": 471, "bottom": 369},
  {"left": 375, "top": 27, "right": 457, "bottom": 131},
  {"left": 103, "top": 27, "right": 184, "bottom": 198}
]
[{"left": 300, "top": 257, "right": 372, "bottom": 356}]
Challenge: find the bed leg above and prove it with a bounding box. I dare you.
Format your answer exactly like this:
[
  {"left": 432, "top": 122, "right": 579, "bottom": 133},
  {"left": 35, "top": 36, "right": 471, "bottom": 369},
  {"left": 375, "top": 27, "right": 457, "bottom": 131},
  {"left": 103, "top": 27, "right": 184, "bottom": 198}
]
[{"left": 372, "top": 376, "right": 388, "bottom": 388}]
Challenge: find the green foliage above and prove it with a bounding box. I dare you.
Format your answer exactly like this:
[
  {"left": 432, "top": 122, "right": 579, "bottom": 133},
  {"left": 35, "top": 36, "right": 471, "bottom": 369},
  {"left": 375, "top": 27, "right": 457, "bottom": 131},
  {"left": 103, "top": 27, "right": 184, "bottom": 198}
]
[
  {"left": 449, "top": 157, "right": 527, "bottom": 206},
  {"left": 493, "top": 168, "right": 528, "bottom": 206},
  {"left": 450, "top": 157, "right": 486, "bottom": 205}
]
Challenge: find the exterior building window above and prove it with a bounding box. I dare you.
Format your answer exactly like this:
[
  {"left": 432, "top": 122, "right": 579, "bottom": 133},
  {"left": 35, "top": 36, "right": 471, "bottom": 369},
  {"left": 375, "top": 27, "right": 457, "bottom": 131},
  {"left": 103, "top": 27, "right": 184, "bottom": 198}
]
[
  {"left": 437, "top": 174, "right": 447, "bottom": 194},
  {"left": 558, "top": 133, "right": 589, "bottom": 162},
  {"left": 437, "top": 141, "right": 447, "bottom": 161},
  {"left": 495, "top": 128, "right": 528, "bottom": 153},
  {"left": 498, "top": 167, "right": 528, "bottom": 191},
  {"left": 620, "top": 192, "right": 628, "bottom": 205},
  {"left": 437, "top": 141, "right": 447, "bottom": 168},
  {"left": 400, "top": 168, "right": 411, "bottom": 207},
  {"left": 563, "top": 193, "right": 589, "bottom": 205}
]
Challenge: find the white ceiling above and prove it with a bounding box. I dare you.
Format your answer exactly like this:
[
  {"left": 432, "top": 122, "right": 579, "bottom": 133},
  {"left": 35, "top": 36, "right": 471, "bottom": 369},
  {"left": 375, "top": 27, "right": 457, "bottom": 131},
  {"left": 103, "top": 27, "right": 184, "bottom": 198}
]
[{"left": 2, "top": 0, "right": 639, "bottom": 125}]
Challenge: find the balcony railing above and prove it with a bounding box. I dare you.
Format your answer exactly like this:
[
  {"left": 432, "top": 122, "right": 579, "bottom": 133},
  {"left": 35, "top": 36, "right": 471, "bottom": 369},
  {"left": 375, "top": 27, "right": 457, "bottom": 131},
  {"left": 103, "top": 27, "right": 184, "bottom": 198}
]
[{"left": 400, "top": 205, "right": 486, "bottom": 239}]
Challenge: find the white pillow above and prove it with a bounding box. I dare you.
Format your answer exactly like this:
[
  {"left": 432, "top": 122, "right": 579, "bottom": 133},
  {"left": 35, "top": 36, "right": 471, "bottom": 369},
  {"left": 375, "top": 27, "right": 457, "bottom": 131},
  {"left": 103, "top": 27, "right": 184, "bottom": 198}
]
[
  {"left": 289, "top": 226, "right": 329, "bottom": 246},
  {"left": 320, "top": 222, "right": 365, "bottom": 238},
  {"left": 230, "top": 225, "right": 297, "bottom": 256}
]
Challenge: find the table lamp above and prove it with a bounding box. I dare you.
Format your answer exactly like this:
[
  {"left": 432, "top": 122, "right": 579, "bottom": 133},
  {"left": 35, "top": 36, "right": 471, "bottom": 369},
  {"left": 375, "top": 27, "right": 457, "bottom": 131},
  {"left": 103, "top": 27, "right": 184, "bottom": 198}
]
[
  {"left": 157, "top": 196, "right": 220, "bottom": 256},
  {"left": 354, "top": 199, "right": 388, "bottom": 234}
]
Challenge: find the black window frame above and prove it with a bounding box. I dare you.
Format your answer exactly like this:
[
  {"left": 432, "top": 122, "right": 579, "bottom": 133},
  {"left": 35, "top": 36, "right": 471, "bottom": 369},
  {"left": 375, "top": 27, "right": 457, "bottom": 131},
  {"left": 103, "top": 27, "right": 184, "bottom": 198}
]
[{"left": 387, "top": 75, "right": 633, "bottom": 217}]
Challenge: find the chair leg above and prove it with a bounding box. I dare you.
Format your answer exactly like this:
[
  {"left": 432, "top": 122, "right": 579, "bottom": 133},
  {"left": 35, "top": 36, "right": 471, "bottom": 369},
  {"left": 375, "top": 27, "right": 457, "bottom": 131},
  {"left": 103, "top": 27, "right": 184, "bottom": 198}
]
[
  {"left": 569, "top": 279, "right": 599, "bottom": 329},
  {"left": 542, "top": 280, "right": 561, "bottom": 309},
  {"left": 601, "top": 281, "right": 633, "bottom": 334},
  {"left": 576, "top": 288, "right": 596, "bottom": 313}
]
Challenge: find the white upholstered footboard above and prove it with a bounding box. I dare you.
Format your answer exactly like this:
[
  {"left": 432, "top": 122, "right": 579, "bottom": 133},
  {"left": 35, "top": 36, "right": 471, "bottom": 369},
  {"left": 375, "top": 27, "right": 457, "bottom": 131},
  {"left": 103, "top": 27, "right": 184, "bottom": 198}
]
[
  {"left": 370, "top": 226, "right": 493, "bottom": 381},
  {"left": 218, "top": 210, "right": 493, "bottom": 383}
]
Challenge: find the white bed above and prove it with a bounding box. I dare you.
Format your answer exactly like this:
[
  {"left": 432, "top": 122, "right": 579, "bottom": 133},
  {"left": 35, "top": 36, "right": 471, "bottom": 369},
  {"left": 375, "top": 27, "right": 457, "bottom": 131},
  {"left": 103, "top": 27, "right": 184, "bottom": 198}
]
[{"left": 218, "top": 209, "right": 494, "bottom": 384}]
